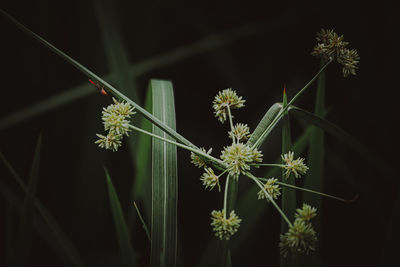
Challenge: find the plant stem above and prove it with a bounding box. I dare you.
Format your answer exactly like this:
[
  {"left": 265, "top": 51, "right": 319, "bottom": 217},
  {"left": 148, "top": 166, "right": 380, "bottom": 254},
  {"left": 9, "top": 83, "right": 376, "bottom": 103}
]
[
  {"left": 252, "top": 163, "right": 285, "bottom": 168},
  {"left": 251, "top": 60, "right": 332, "bottom": 149},
  {"left": 128, "top": 124, "right": 225, "bottom": 167},
  {"left": 226, "top": 105, "right": 236, "bottom": 143},
  {"left": 223, "top": 176, "right": 231, "bottom": 219},
  {"left": 133, "top": 201, "right": 151, "bottom": 241},
  {"left": 246, "top": 172, "right": 292, "bottom": 227}
]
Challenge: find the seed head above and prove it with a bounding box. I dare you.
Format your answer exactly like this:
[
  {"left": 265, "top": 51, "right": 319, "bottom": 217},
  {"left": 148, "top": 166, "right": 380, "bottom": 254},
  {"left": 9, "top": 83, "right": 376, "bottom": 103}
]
[
  {"left": 221, "top": 143, "right": 262, "bottom": 179},
  {"left": 211, "top": 210, "right": 241, "bottom": 240},
  {"left": 338, "top": 48, "right": 360, "bottom": 77},
  {"left": 257, "top": 178, "right": 281, "bottom": 201},
  {"left": 279, "top": 219, "right": 317, "bottom": 257},
  {"left": 295, "top": 204, "right": 317, "bottom": 222},
  {"left": 95, "top": 132, "right": 122, "bottom": 152},
  {"left": 201, "top": 167, "right": 220, "bottom": 191},
  {"left": 213, "top": 89, "right": 245, "bottom": 123},
  {"left": 281, "top": 151, "right": 308, "bottom": 178},
  {"left": 190, "top": 147, "right": 213, "bottom": 168},
  {"left": 229, "top": 123, "right": 251, "bottom": 141}
]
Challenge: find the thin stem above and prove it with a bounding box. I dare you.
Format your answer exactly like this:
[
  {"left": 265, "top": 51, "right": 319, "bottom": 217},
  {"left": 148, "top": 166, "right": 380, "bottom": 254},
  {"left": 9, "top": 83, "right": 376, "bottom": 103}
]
[
  {"left": 226, "top": 105, "right": 236, "bottom": 143},
  {"left": 128, "top": 124, "right": 225, "bottom": 167},
  {"left": 257, "top": 177, "right": 356, "bottom": 203},
  {"left": 223, "top": 176, "right": 231, "bottom": 219},
  {"left": 251, "top": 60, "right": 332, "bottom": 149},
  {"left": 133, "top": 201, "right": 151, "bottom": 241},
  {"left": 252, "top": 163, "right": 285, "bottom": 168},
  {"left": 246, "top": 172, "right": 292, "bottom": 227}
]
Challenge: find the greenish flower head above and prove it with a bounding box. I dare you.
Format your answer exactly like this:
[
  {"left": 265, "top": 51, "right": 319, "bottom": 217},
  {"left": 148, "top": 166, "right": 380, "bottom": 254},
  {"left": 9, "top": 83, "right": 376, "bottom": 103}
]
[
  {"left": 95, "top": 132, "right": 122, "bottom": 152},
  {"left": 211, "top": 209, "right": 241, "bottom": 240},
  {"left": 229, "top": 123, "right": 251, "bottom": 141},
  {"left": 295, "top": 203, "right": 317, "bottom": 222},
  {"left": 311, "top": 29, "right": 360, "bottom": 77},
  {"left": 281, "top": 151, "right": 309, "bottom": 178},
  {"left": 257, "top": 178, "right": 281, "bottom": 201},
  {"left": 201, "top": 167, "right": 220, "bottom": 191},
  {"left": 190, "top": 147, "right": 212, "bottom": 168},
  {"left": 213, "top": 88, "right": 245, "bottom": 123},
  {"left": 279, "top": 219, "right": 317, "bottom": 257},
  {"left": 221, "top": 142, "right": 263, "bottom": 179}
]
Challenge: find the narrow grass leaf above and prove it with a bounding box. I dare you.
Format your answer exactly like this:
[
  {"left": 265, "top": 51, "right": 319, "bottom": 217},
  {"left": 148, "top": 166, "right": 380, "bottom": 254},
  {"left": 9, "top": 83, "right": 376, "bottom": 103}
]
[
  {"left": 0, "top": 9, "right": 193, "bottom": 148},
  {"left": 150, "top": 80, "right": 178, "bottom": 267},
  {"left": 104, "top": 168, "right": 137, "bottom": 267},
  {"left": 280, "top": 89, "right": 296, "bottom": 267},
  {"left": 247, "top": 103, "right": 282, "bottom": 148},
  {"left": 0, "top": 152, "right": 87, "bottom": 267},
  {"left": 300, "top": 65, "right": 325, "bottom": 266},
  {"left": 11, "top": 134, "right": 42, "bottom": 267}
]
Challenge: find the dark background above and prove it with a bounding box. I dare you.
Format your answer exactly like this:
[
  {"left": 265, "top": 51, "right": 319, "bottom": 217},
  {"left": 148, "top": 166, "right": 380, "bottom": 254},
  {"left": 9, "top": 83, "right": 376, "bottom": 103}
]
[{"left": 0, "top": 0, "right": 398, "bottom": 266}]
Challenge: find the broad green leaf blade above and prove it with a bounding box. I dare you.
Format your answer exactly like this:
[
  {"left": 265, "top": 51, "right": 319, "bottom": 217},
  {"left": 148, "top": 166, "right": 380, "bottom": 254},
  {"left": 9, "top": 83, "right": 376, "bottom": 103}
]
[
  {"left": 280, "top": 90, "right": 296, "bottom": 267},
  {"left": 0, "top": 151, "right": 87, "bottom": 267},
  {"left": 11, "top": 134, "right": 42, "bottom": 267},
  {"left": 247, "top": 103, "right": 282, "bottom": 148},
  {"left": 300, "top": 64, "right": 325, "bottom": 266},
  {"left": 0, "top": 9, "right": 192, "bottom": 148},
  {"left": 104, "top": 168, "right": 137, "bottom": 267},
  {"left": 288, "top": 105, "right": 388, "bottom": 172},
  {"left": 150, "top": 80, "right": 178, "bottom": 267}
]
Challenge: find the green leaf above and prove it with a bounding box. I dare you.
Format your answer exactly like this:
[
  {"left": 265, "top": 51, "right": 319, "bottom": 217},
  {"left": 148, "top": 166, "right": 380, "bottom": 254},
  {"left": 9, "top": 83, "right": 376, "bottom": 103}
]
[
  {"left": 247, "top": 103, "right": 282, "bottom": 148},
  {"left": 0, "top": 9, "right": 192, "bottom": 148},
  {"left": 0, "top": 151, "right": 87, "bottom": 267},
  {"left": 104, "top": 168, "right": 137, "bottom": 267},
  {"left": 280, "top": 89, "right": 296, "bottom": 267},
  {"left": 299, "top": 64, "right": 325, "bottom": 266},
  {"left": 10, "top": 134, "right": 42, "bottom": 267},
  {"left": 150, "top": 80, "right": 178, "bottom": 267}
]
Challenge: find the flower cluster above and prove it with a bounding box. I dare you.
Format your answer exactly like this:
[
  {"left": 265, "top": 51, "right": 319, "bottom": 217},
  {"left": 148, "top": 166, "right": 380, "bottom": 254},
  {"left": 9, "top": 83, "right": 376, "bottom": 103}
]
[
  {"left": 229, "top": 123, "right": 251, "bottom": 141},
  {"left": 279, "top": 204, "right": 318, "bottom": 257},
  {"left": 190, "top": 147, "right": 213, "bottom": 169},
  {"left": 95, "top": 98, "right": 135, "bottom": 151},
  {"left": 201, "top": 167, "right": 220, "bottom": 191},
  {"left": 212, "top": 88, "right": 245, "bottom": 123},
  {"left": 281, "top": 151, "right": 309, "bottom": 178},
  {"left": 311, "top": 29, "right": 360, "bottom": 77},
  {"left": 257, "top": 178, "right": 281, "bottom": 201},
  {"left": 211, "top": 210, "right": 242, "bottom": 240},
  {"left": 220, "top": 142, "right": 263, "bottom": 179}
]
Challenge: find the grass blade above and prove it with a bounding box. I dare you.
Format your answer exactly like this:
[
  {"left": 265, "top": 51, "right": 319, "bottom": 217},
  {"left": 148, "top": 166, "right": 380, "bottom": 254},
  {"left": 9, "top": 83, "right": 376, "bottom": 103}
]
[
  {"left": 10, "top": 134, "right": 42, "bottom": 266},
  {"left": 0, "top": 9, "right": 193, "bottom": 148},
  {"left": 247, "top": 103, "right": 282, "bottom": 148},
  {"left": 299, "top": 64, "right": 325, "bottom": 265},
  {"left": 150, "top": 80, "right": 178, "bottom": 267},
  {"left": 280, "top": 89, "right": 296, "bottom": 267},
  {"left": 104, "top": 168, "right": 137, "bottom": 267},
  {"left": 0, "top": 151, "right": 87, "bottom": 267}
]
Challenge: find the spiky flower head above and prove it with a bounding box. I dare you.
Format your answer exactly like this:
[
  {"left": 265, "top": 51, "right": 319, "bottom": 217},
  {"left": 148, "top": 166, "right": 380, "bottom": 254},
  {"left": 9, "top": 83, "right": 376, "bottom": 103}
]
[
  {"left": 201, "top": 167, "right": 220, "bottom": 191},
  {"left": 190, "top": 147, "right": 213, "bottom": 168},
  {"left": 103, "top": 97, "right": 136, "bottom": 118},
  {"left": 221, "top": 143, "right": 263, "bottom": 179},
  {"left": 211, "top": 210, "right": 241, "bottom": 240},
  {"left": 295, "top": 204, "right": 317, "bottom": 222},
  {"left": 279, "top": 219, "right": 317, "bottom": 257},
  {"left": 213, "top": 88, "right": 245, "bottom": 123},
  {"left": 229, "top": 123, "right": 251, "bottom": 141},
  {"left": 257, "top": 178, "right": 281, "bottom": 201},
  {"left": 102, "top": 98, "right": 135, "bottom": 136},
  {"left": 312, "top": 29, "right": 360, "bottom": 77},
  {"left": 281, "top": 151, "right": 309, "bottom": 178},
  {"left": 95, "top": 132, "right": 122, "bottom": 152}
]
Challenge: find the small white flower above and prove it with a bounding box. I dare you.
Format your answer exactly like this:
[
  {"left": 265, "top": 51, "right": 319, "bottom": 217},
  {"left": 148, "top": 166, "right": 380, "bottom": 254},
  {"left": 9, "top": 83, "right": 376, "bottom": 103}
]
[
  {"left": 102, "top": 112, "right": 131, "bottom": 136},
  {"left": 213, "top": 89, "right": 245, "bottom": 123},
  {"left": 201, "top": 168, "right": 220, "bottom": 191},
  {"left": 190, "top": 147, "right": 213, "bottom": 168},
  {"left": 95, "top": 132, "right": 122, "bottom": 152},
  {"left": 221, "top": 143, "right": 263, "bottom": 178},
  {"left": 229, "top": 123, "right": 251, "bottom": 141},
  {"left": 295, "top": 204, "right": 317, "bottom": 222},
  {"left": 211, "top": 209, "right": 241, "bottom": 240},
  {"left": 281, "top": 151, "right": 309, "bottom": 178},
  {"left": 257, "top": 178, "right": 281, "bottom": 201}
]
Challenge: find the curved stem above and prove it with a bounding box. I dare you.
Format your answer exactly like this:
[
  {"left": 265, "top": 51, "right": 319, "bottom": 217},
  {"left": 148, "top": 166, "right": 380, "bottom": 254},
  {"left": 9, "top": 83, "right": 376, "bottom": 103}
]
[
  {"left": 223, "top": 176, "right": 231, "bottom": 219},
  {"left": 226, "top": 105, "right": 236, "bottom": 143},
  {"left": 246, "top": 172, "right": 292, "bottom": 227}
]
